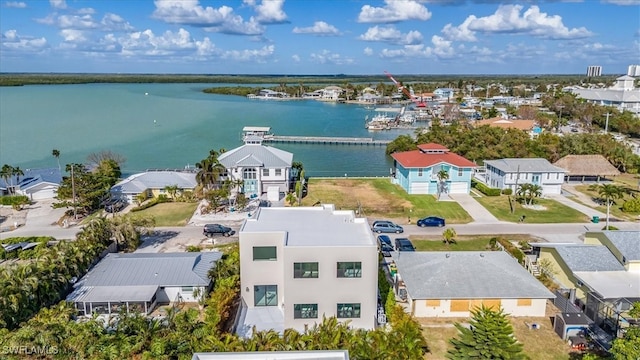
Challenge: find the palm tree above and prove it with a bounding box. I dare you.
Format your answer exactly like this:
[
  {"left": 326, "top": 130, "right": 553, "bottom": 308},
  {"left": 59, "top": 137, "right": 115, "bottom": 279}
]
[
  {"left": 0, "top": 164, "right": 13, "bottom": 194},
  {"left": 164, "top": 184, "right": 179, "bottom": 200},
  {"left": 443, "top": 228, "right": 457, "bottom": 245},
  {"left": 52, "top": 149, "right": 61, "bottom": 171},
  {"left": 436, "top": 169, "right": 449, "bottom": 200},
  {"left": 196, "top": 149, "right": 226, "bottom": 193},
  {"left": 11, "top": 166, "right": 24, "bottom": 194},
  {"left": 589, "top": 183, "right": 625, "bottom": 229}
]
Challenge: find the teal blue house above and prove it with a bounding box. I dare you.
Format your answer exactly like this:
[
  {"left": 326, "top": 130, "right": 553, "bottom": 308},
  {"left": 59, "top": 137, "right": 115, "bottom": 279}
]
[{"left": 391, "top": 143, "right": 476, "bottom": 195}]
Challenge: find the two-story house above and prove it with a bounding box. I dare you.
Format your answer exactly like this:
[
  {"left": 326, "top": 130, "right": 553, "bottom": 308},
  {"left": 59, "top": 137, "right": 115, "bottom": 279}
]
[
  {"left": 391, "top": 143, "right": 476, "bottom": 195},
  {"left": 483, "top": 158, "right": 567, "bottom": 195},
  {"left": 218, "top": 141, "right": 293, "bottom": 198},
  {"left": 237, "top": 205, "right": 378, "bottom": 337}
]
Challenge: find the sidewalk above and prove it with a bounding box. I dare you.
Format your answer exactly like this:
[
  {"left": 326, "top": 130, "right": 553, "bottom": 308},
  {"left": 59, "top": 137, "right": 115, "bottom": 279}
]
[{"left": 447, "top": 193, "right": 501, "bottom": 224}]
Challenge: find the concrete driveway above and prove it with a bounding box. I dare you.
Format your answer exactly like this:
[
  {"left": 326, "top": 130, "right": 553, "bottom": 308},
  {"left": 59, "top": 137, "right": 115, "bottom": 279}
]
[{"left": 447, "top": 193, "right": 501, "bottom": 224}]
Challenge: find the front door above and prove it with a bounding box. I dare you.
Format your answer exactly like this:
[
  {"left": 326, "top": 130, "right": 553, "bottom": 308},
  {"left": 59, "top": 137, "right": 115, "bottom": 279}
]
[
  {"left": 254, "top": 285, "right": 277, "bottom": 306},
  {"left": 532, "top": 174, "right": 541, "bottom": 185}
]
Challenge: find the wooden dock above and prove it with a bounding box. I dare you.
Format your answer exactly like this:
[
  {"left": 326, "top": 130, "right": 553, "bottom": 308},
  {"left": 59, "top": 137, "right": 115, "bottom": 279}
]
[{"left": 262, "top": 135, "right": 391, "bottom": 146}]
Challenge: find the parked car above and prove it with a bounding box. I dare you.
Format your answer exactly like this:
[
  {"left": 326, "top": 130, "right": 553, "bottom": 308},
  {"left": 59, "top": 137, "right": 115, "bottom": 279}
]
[
  {"left": 377, "top": 234, "right": 393, "bottom": 247},
  {"left": 372, "top": 220, "right": 404, "bottom": 234},
  {"left": 380, "top": 243, "right": 394, "bottom": 257},
  {"left": 104, "top": 199, "right": 126, "bottom": 213},
  {"left": 416, "top": 216, "right": 445, "bottom": 227},
  {"left": 203, "top": 223, "right": 234, "bottom": 237},
  {"left": 395, "top": 238, "right": 415, "bottom": 251}
]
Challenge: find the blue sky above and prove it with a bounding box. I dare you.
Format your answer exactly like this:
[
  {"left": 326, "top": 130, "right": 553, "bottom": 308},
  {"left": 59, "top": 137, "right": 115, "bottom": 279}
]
[{"left": 1, "top": 0, "right": 638, "bottom": 75}]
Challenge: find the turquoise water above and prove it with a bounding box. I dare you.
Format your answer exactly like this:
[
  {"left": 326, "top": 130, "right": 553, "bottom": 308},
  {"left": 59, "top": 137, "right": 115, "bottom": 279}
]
[{"left": 0, "top": 83, "right": 410, "bottom": 177}]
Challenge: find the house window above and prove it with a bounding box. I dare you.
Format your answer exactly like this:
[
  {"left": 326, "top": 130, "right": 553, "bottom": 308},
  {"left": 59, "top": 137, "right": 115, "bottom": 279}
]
[
  {"left": 337, "top": 303, "right": 361, "bottom": 318},
  {"left": 546, "top": 173, "right": 550, "bottom": 179},
  {"left": 337, "top": 262, "right": 361, "bottom": 278},
  {"left": 294, "top": 304, "right": 318, "bottom": 319},
  {"left": 262, "top": 169, "right": 270, "bottom": 176},
  {"left": 243, "top": 168, "right": 256, "bottom": 180},
  {"left": 458, "top": 168, "right": 463, "bottom": 177},
  {"left": 418, "top": 168, "right": 423, "bottom": 177},
  {"left": 254, "top": 285, "right": 277, "bottom": 306},
  {"left": 294, "top": 262, "right": 319, "bottom": 278},
  {"left": 181, "top": 286, "right": 193, "bottom": 292},
  {"left": 253, "top": 246, "right": 277, "bottom": 261},
  {"left": 275, "top": 169, "right": 282, "bottom": 176}
]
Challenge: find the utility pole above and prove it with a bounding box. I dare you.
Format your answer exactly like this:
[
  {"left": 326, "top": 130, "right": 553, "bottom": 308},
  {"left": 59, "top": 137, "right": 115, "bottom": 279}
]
[
  {"left": 71, "top": 164, "right": 77, "bottom": 220},
  {"left": 557, "top": 105, "right": 564, "bottom": 133},
  {"left": 605, "top": 112, "right": 610, "bottom": 134}
]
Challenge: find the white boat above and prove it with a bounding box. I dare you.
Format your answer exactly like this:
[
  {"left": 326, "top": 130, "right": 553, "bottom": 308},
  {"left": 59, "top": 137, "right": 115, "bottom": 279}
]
[{"left": 365, "top": 113, "right": 393, "bottom": 130}]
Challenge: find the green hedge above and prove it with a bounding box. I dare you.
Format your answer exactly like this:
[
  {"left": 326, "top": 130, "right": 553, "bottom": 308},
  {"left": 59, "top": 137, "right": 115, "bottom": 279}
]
[
  {"left": 130, "top": 195, "right": 171, "bottom": 212},
  {"left": 471, "top": 179, "right": 501, "bottom": 196},
  {"left": 494, "top": 237, "right": 525, "bottom": 264},
  {"left": 0, "top": 195, "right": 29, "bottom": 206},
  {"left": 622, "top": 197, "right": 640, "bottom": 213}
]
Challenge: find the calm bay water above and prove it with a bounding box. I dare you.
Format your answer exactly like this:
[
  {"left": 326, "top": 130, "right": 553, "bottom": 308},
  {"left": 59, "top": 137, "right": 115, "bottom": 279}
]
[{"left": 0, "top": 83, "right": 410, "bottom": 177}]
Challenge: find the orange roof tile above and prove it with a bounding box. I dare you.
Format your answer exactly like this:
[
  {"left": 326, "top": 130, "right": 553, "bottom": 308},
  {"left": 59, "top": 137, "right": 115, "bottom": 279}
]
[{"left": 392, "top": 144, "right": 477, "bottom": 168}]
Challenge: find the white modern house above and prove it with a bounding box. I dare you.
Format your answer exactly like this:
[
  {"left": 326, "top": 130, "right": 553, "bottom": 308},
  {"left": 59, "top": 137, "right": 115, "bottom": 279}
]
[
  {"left": 571, "top": 75, "right": 640, "bottom": 116},
  {"left": 391, "top": 251, "right": 554, "bottom": 318},
  {"left": 110, "top": 170, "right": 197, "bottom": 203},
  {"left": 237, "top": 205, "right": 378, "bottom": 337},
  {"left": 482, "top": 158, "right": 567, "bottom": 195},
  {"left": 218, "top": 140, "right": 294, "bottom": 198},
  {"left": 67, "top": 252, "right": 222, "bottom": 317}
]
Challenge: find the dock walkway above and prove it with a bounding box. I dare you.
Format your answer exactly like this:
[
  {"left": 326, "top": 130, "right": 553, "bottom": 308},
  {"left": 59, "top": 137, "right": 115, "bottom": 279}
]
[{"left": 263, "top": 135, "right": 390, "bottom": 146}]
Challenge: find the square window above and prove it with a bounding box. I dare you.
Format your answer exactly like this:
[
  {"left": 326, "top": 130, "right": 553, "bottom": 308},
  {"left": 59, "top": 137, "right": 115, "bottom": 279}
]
[
  {"left": 294, "top": 262, "right": 319, "bottom": 278},
  {"left": 418, "top": 168, "right": 423, "bottom": 177},
  {"left": 262, "top": 169, "right": 270, "bottom": 176},
  {"left": 337, "top": 303, "right": 361, "bottom": 318},
  {"left": 275, "top": 169, "right": 282, "bottom": 176},
  {"left": 458, "top": 168, "right": 463, "bottom": 177},
  {"left": 337, "top": 262, "right": 362, "bottom": 278},
  {"left": 253, "top": 246, "right": 277, "bottom": 261},
  {"left": 294, "top": 304, "right": 318, "bottom": 319}
]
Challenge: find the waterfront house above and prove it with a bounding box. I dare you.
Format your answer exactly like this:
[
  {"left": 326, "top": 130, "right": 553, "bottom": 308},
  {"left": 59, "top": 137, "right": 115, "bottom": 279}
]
[
  {"left": 319, "top": 86, "right": 343, "bottom": 101},
  {"left": 110, "top": 170, "right": 197, "bottom": 204},
  {"left": 0, "top": 167, "right": 62, "bottom": 200},
  {"left": 433, "top": 88, "right": 455, "bottom": 101},
  {"left": 236, "top": 205, "right": 378, "bottom": 337},
  {"left": 218, "top": 140, "right": 293, "bottom": 198},
  {"left": 391, "top": 251, "right": 554, "bottom": 318},
  {"left": 391, "top": 143, "right": 476, "bottom": 195},
  {"left": 67, "top": 252, "right": 222, "bottom": 317},
  {"left": 482, "top": 158, "right": 567, "bottom": 195}
]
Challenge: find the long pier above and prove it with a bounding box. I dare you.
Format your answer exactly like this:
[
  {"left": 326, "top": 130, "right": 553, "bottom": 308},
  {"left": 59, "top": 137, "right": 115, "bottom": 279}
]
[{"left": 262, "top": 135, "right": 391, "bottom": 146}]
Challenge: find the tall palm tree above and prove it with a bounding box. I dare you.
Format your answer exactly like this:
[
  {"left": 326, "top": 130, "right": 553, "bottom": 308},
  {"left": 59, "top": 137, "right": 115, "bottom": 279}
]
[
  {"left": 0, "top": 164, "right": 13, "bottom": 194},
  {"left": 164, "top": 184, "right": 179, "bottom": 200},
  {"left": 12, "top": 166, "right": 24, "bottom": 194},
  {"left": 52, "top": 149, "right": 61, "bottom": 171},
  {"left": 589, "top": 183, "right": 625, "bottom": 229},
  {"left": 436, "top": 169, "right": 449, "bottom": 200}
]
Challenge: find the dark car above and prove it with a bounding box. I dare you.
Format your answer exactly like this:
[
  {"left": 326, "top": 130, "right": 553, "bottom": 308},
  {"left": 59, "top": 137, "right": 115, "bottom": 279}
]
[
  {"left": 377, "top": 234, "right": 393, "bottom": 247},
  {"left": 380, "top": 243, "right": 394, "bottom": 257},
  {"left": 395, "top": 238, "right": 415, "bottom": 251},
  {"left": 203, "top": 224, "right": 234, "bottom": 237},
  {"left": 416, "top": 216, "right": 445, "bottom": 227},
  {"left": 372, "top": 220, "right": 404, "bottom": 234},
  {"left": 104, "top": 199, "right": 126, "bottom": 213}
]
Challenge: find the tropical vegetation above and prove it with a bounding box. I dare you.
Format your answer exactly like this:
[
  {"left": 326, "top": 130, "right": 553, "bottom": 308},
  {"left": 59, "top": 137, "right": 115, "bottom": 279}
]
[{"left": 588, "top": 183, "right": 626, "bottom": 229}]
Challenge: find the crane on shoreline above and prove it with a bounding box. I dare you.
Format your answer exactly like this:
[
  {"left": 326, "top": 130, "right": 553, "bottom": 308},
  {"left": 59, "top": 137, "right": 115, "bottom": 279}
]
[{"left": 384, "top": 70, "right": 427, "bottom": 108}]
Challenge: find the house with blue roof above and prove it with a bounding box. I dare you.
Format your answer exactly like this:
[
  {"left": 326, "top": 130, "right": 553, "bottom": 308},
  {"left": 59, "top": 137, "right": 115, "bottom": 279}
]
[
  {"left": 0, "top": 168, "right": 61, "bottom": 200},
  {"left": 67, "top": 252, "right": 222, "bottom": 317}
]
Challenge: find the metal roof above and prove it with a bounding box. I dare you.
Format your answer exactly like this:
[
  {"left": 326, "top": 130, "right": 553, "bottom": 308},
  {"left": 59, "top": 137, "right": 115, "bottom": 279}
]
[
  {"left": 218, "top": 144, "right": 293, "bottom": 169},
  {"left": 484, "top": 158, "right": 567, "bottom": 173},
  {"left": 574, "top": 271, "right": 640, "bottom": 299},
  {"left": 391, "top": 251, "right": 554, "bottom": 300},
  {"left": 602, "top": 231, "right": 640, "bottom": 261},
  {"left": 74, "top": 252, "right": 222, "bottom": 288},
  {"left": 67, "top": 285, "right": 159, "bottom": 303},
  {"left": 0, "top": 167, "right": 61, "bottom": 190},
  {"left": 241, "top": 205, "right": 375, "bottom": 247},
  {"left": 110, "top": 171, "right": 197, "bottom": 194}
]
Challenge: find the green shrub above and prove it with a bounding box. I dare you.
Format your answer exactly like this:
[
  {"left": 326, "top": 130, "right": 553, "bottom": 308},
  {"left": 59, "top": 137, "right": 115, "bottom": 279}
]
[
  {"left": 0, "top": 195, "right": 29, "bottom": 206},
  {"left": 622, "top": 197, "right": 640, "bottom": 213},
  {"left": 602, "top": 225, "right": 619, "bottom": 230},
  {"left": 130, "top": 195, "right": 171, "bottom": 212},
  {"left": 494, "top": 237, "right": 525, "bottom": 264},
  {"left": 501, "top": 188, "right": 513, "bottom": 195},
  {"left": 471, "top": 179, "right": 501, "bottom": 196},
  {"left": 186, "top": 245, "right": 201, "bottom": 252}
]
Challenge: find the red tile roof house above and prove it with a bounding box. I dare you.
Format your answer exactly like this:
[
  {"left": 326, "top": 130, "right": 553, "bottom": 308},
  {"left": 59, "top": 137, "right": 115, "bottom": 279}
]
[{"left": 391, "top": 143, "right": 477, "bottom": 195}]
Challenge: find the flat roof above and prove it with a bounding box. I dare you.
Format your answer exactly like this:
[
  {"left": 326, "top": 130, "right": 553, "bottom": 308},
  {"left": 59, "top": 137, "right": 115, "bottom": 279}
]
[
  {"left": 67, "top": 285, "right": 158, "bottom": 303},
  {"left": 242, "top": 126, "right": 271, "bottom": 132},
  {"left": 192, "top": 351, "right": 349, "bottom": 360},
  {"left": 241, "top": 205, "right": 375, "bottom": 247},
  {"left": 574, "top": 271, "right": 640, "bottom": 299}
]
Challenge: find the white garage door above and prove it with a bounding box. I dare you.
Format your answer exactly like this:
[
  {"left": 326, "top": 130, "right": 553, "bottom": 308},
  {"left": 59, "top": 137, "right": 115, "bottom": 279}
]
[
  {"left": 29, "top": 188, "right": 57, "bottom": 200},
  {"left": 542, "top": 184, "right": 562, "bottom": 195},
  {"left": 449, "top": 182, "right": 469, "bottom": 194},
  {"left": 410, "top": 182, "right": 429, "bottom": 194}
]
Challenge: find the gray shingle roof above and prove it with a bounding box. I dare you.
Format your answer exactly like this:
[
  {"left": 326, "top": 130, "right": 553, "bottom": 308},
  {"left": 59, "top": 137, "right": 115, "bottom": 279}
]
[
  {"left": 111, "top": 171, "right": 197, "bottom": 194},
  {"left": 218, "top": 144, "right": 293, "bottom": 169},
  {"left": 484, "top": 158, "right": 567, "bottom": 173},
  {"left": 554, "top": 245, "right": 625, "bottom": 272},
  {"left": 76, "top": 252, "right": 222, "bottom": 287},
  {"left": 603, "top": 231, "right": 640, "bottom": 261},
  {"left": 391, "top": 251, "right": 554, "bottom": 300}
]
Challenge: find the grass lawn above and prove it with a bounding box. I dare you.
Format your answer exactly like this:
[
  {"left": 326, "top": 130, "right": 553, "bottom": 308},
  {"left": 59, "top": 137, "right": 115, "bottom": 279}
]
[
  {"left": 130, "top": 202, "right": 198, "bottom": 226},
  {"left": 474, "top": 195, "right": 589, "bottom": 223},
  {"left": 409, "top": 235, "right": 541, "bottom": 251},
  {"left": 573, "top": 183, "right": 640, "bottom": 222},
  {"left": 301, "top": 178, "right": 472, "bottom": 224}
]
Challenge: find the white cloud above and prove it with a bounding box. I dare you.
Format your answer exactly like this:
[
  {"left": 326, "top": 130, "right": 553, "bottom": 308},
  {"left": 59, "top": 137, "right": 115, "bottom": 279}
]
[
  {"left": 49, "top": 0, "right": 66, "bottom": 9},
  {"left": 378, "top": 35, "right": 455, "bottom": 60},
  {"left": 461, "top": 5, "right": 592, "bottom": 40},
  {"left": 101, "top": 13, "right": 135, "bottom": 32},
  {"left": 310, "top": 49, "right": 355, "bottom": 65},
  {"left": 4, "top": 1, "right": 26, "bottom": 8},
  {"left": 359, "top": 26, "right": 423, "bottom": 45},
  {"left": 1, "top": 29, "right": 47, "bottom": 52},
  {"left": 602, "top": 0, "right": 640, "bottom": 5},
  {"left": 291, "top": 54, "right": 300, "bottom": 62},
  {"left": 363, "top": 47, "right": 373, "bottom": 56},
  {"left": 152, "top": 0, "right": 265, "bottom": 36},
  {"left": 59, "top": 29, "right": 88, "bottom": 42},
  {"left": 249, "top": 0, "right": 287, "bottom": 24},
  {"left": 58, "top": 14, "right": 98, "bottom": 29},
  {"left": 221, "top": 45, "right": 275, "bottom": 62},
  {"left": 358, "top": 0, "right": 432, "bottom": 23},
  {"left": 441, "top": 17, "right": 476, "bottom": 42},
  {"left": 77, "top": 8, "right": 96, "bottom": 15},
  {"left": 292, "top": 21, "right": 340, "bottom": 36}
]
